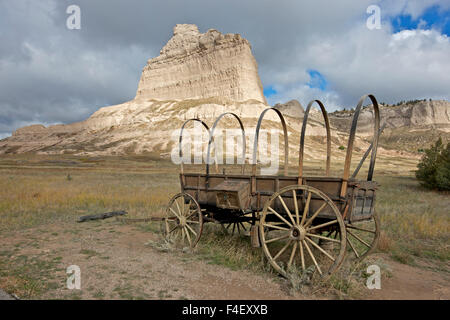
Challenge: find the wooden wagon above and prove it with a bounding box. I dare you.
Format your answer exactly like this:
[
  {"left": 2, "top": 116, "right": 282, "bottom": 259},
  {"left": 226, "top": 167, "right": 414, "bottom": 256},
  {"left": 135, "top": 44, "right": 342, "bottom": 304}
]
[{"left": 162, "top": 94, "right": 382, "bottom": 278}]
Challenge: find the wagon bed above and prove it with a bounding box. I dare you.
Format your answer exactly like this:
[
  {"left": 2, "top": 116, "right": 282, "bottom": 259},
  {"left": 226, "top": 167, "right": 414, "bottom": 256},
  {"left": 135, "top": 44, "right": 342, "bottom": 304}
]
[{"left": 182, "top": 173, "right": 377, "bottom": 223}]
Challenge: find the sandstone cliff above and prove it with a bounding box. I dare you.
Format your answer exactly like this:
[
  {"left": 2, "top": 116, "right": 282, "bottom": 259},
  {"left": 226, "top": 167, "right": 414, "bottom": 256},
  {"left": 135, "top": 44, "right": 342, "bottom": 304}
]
[
  {"left": 2, "top": 98, "right": 279, "bottom": 156},
  {"left": 328, "top": 99, "right": 450, "bottom": 153},
  {"left": 136, "top": 24, "right": 267, "bottom": 103},
  {"left": 329, "top": 99, "right": 450, "bottom": 133},
  {"left": 274, "top": 100, "right": 305, "bottom": 118}
]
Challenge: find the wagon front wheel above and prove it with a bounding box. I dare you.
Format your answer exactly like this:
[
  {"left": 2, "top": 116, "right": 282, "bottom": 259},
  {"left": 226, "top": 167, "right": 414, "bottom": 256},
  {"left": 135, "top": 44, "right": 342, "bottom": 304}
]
[
  {"left": 162, "top": 193, "right": 203, "bottom": 248},
  {"left": 259, "top": 185, "right": 346, "bottom": 279}
]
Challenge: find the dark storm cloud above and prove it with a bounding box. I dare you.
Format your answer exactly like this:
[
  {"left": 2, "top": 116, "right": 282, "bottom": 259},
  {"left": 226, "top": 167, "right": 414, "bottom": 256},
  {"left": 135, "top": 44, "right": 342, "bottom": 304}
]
[{"left": 1, "top": 0, "right": 449, "bottom": 137}]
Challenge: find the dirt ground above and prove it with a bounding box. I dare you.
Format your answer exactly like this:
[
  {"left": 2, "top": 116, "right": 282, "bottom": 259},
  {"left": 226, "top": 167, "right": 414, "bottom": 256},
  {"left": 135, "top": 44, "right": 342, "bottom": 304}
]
[{"left": 1, "top": 218, "right": 448, "bottom": 300}]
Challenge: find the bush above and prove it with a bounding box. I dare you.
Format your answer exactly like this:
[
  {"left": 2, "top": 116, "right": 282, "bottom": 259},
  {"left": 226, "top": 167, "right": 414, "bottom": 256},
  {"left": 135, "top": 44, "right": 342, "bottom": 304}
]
[{"left": 415, "top": 137, "right": 450, "bottom": 191}]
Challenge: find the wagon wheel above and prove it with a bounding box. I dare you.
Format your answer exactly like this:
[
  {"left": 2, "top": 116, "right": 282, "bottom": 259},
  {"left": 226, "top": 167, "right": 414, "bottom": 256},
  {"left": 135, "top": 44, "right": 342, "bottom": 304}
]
[
  {"left": 330, "top": 210, "right": 380, "bottom": 260},
  {"left": 162, "top": 193, "right": 203, "bottom": 248},
  {"left": 223, "top": 221, "right": 251, "bottom": 236},
  {"left": 259, "top": 185, "right": 346, "bottom": 279}
]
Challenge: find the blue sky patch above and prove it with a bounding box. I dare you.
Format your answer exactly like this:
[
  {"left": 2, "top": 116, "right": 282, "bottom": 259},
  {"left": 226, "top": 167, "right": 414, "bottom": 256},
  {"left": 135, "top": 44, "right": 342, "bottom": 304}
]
[
  {"left": 263, "top": 86, "right": 277, "bottom": 97},
  {"left": 391, "top": 5, "right": 450, "bottom": 36},
  {"left": 307, "top": 69, "right": 328, "bottom": 91}
]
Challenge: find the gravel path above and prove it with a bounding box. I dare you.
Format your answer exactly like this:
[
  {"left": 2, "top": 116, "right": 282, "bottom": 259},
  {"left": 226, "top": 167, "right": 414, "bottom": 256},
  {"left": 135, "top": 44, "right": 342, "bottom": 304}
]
[{"left": 0, "top": 289, "right": 14, "bottom": 300}]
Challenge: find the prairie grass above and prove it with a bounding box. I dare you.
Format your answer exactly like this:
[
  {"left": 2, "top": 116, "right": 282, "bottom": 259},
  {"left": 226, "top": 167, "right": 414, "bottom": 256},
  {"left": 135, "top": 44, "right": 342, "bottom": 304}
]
[
  {"left": 0, "top": 155, "right": 179, "bottom": 232},
  {"left": 376, "top": 175, "right": 450, "bottom": 265},
  {"left": 195, "top": 224, "right": 268, "bottom": 272}
]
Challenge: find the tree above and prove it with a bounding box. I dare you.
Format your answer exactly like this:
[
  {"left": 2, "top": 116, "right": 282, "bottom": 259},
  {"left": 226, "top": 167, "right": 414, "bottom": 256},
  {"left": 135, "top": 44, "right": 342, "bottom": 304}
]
[{"left": 415, "top": 137, "right": 450, "bottom": 191}]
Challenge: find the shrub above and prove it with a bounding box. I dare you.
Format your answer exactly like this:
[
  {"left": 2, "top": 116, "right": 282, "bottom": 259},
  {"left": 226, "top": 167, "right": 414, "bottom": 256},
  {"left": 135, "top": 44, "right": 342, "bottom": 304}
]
[{"left": 415, "top": 137, "right": 450, "bottom": 191}]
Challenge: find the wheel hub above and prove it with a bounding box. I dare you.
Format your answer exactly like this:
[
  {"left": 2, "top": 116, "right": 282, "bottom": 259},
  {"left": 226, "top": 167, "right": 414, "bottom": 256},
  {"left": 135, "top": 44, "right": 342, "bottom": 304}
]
[
  {"left": 178, "top": 216, "right": 187, "bottom": 226},
  {"left": 291, "top": 226, "right": 306, "bottom": 240}
]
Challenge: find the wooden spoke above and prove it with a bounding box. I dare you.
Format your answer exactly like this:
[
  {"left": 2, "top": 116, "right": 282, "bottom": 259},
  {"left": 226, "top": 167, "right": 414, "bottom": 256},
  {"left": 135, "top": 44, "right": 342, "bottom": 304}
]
[
  {"left": 302, "top": 239, "right": 322, "bottom": 275},
  {"left": 333, "top": 230, "right": 339, "bottom": 239},
  {"left": 184, "top": 201, "right": 192, "bottom": 217},
  {"left": 169, "top": 207, "right": 182, "bottom": 220},
  {"left": 268, "top": 206, "right": 293, "bottom": 228},
  {"left": 300, "top": 192, "right": 311, "bottom": 226},
  {"left": 185, "top": 223, "right": 198, "bottom": 237},
  {"left": 265, "top": 234, "right": 289, "bottom": 244},
  {"left": 307, "top": 219, "right": 338, "bottom": 232},
  {"left": 273, "top": 240, "right": 292, "bottom": 261},
  {"left": 186, "top": 220, "right": 200, "bottom": 224},
  {"left": 278, "top": 195, "right": 296, "bottom": 226},
  {"left": 174, "top": 199, "right": 182, "bottom": 217},
  {"left": 346, "top": 224, "right": 376, "bottom": 234},
  {"left": 186, "top": 210, "right": 197, "bottom": 220},
  {"left": 292, "top": 190, "right": 300, "bottom": 225},
  {"left": 299, "top": 241, "right": 305, "bottom": 271},
  {"left": 305, "top": 237, "right": 335, "bottom": 262},
  {"left": 325, "top": 229, "right": 336, "bottom": 239},
  {"left": 184, "top": 199, "right": 192, "bottom": 216},
  {"left": 173, "top": 228, "right": 181, "bottom": 241},
  {"left": 167, "top": 224, "right": 178, "bottom": 235},
  {"left": 347, "top": 229, "right": 371, "bottom": 248},
  {"left": 184, "top": 226, "right": 192, "bottom": 246},
  {"left": 306, "top": 232, "right": 341, "bottom": 243},
  {"left": 263, "top": 223, "right": 290, "bottom": 231},
  {"left": 288, "top": 241, "right": 298, "bottom": 268},
  {"left": 224, "top": 221, "right": 250, "bottom": 235},
  {"left": 347, "top": 237, "right": 360, "bottom": 258},
  {"left": 180, "top": 197, "right": 186, "bottom": 216},
  {"left": 304, "top": 202, "right": 327, "bottom": 228}
]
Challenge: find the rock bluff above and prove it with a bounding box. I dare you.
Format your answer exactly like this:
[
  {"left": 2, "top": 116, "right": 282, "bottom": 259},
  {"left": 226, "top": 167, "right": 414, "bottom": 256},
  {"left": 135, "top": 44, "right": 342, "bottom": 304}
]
[{"left": 136, "top": 24, "right": 267, "bottom": 103}]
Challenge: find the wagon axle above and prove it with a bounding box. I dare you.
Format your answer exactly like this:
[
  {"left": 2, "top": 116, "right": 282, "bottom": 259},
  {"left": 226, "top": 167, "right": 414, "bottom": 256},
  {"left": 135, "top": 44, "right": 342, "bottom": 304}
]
[{"left": 290, "top": 226, "right": 305, "bottom": 241}]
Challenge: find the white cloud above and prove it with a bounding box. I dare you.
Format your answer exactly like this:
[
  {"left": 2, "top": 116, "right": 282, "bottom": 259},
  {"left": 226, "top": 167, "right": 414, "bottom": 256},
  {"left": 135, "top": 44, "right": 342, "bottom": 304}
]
[
  {"left": 0, "top": 0, "right": 449, "bottom": 136},
  {"left": 268, "top": 24, "right": 450, "bottom": 109}
]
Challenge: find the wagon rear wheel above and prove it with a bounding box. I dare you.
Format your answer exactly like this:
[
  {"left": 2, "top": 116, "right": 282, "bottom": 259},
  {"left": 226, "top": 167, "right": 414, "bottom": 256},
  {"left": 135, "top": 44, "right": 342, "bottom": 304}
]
[
  {"left": 341, "top": 210, "right": 380, "bottom": 260},
  {"left": 259, "top": 185, "right": 346, "bottom": 279},
  {"left": 162, "top": 193, "right": 203, "bottom": 248}
]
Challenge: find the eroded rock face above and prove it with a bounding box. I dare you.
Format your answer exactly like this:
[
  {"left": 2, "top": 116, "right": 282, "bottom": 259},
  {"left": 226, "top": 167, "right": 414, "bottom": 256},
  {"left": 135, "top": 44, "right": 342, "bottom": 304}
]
[
  {"left": 274, "top": 100, "right": 304, "bottom": 118},
  {"left": 329, "top": 100, "right": 450, "bottom": 134},
  {"left": 136, "top": 24, "right": 267, "bottom": 103}
]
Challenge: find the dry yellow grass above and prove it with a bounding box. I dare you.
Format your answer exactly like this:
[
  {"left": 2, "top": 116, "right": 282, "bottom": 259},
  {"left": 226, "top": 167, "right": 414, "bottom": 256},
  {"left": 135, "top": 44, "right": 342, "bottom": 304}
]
[{"left": 0, "top": 155, "right": 179, "bottom": 231}]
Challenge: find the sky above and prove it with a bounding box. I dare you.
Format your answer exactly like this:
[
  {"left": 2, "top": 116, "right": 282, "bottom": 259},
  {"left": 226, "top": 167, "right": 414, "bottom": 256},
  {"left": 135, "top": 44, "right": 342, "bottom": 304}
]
[{"left": 1, "top": 0, "right": 450, "bottom": 138}]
